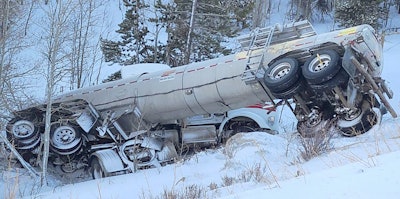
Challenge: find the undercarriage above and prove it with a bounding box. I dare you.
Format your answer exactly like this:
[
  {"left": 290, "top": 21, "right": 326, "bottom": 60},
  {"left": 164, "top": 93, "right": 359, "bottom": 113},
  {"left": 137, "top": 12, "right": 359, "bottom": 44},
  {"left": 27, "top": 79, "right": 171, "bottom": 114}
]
[{"left": 262, "top": 47, "right": 395, "bottom": 138}]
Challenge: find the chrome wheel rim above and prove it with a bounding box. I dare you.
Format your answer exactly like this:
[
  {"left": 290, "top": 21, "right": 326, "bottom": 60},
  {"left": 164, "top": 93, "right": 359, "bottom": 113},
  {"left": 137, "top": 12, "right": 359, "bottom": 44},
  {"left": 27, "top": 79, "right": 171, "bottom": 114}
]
[
  {"left": 12, "top": 120, "right": 35, "bottom": 139},
  {"left": 343, "top": 109, "right": 362, "bottom": 121},
  {"left": 309, "top": 54, "right": 331, "bottom": 73},
  {"left": 51, "top": 125, "right": 82, "bottom": 155},
  {"left": 269, "top": 62, "right": 291, "bottom": 80}
]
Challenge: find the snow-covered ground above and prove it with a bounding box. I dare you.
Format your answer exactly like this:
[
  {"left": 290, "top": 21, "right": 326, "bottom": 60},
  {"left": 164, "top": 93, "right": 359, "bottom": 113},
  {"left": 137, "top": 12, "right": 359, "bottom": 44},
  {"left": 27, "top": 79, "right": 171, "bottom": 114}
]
[{"left": 2, "top": 118, "right": 400, "bottom": 199}]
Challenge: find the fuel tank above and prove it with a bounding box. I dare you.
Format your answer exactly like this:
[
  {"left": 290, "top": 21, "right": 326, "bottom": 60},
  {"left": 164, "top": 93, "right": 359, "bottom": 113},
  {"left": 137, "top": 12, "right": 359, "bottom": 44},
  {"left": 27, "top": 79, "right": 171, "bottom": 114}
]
[{"left": 55, "top": 52, "right": 271, "bottom": 123}]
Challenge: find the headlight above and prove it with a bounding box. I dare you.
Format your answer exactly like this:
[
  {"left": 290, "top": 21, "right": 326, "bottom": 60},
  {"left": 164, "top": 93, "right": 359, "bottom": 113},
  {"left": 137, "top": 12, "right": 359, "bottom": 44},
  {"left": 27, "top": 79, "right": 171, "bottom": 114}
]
[{"left": 267, "top": 116, "right": 275, "bottom": 126}]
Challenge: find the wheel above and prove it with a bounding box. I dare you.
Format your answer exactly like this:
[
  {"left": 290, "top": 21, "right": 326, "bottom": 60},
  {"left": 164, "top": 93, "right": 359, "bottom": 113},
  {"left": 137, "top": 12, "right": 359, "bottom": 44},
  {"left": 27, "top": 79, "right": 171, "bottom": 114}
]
[
  {"left": 309, "top": 69, "right": 349, "bottom": 92},
  {"left": 271, "top": 77, "right": 306, "bottom": 99},
  {"left": 296, "top": 109, "right": 331, "bottom": 138},
  {"left": 14, "top": 134, "right": 41, "bottom": 150},
  {"left": 61, "top": 162, "right": 78, "bottom": 173},
  {"left": 222, "top": 119, "right": 259, "bottom": 142},
  {"left": 302, "top": 49, "right": 341, "bottom": 84},
  {"left": 227, "top": 120, "right": 258, "bottom": 133},
  {"left": 50, "top": 124, "right": 83, "bottom": 155},
  {"left": 337, "top": 102, "right": 378, "bottom": 137},
  {"left": 8, "top": 120, "right": 37, "bottom": 139},
  {"left": 6, "top": 118, "right": 41, "bottom": 150},
  {"left": 297, "top": 119, "right": 331, "bottom": 138},
  {"left": 91, "top": 158, "right": 108, "bottom": 179},
  {"left": 264, "top": 57, "right": 300, "bottom": 92}
]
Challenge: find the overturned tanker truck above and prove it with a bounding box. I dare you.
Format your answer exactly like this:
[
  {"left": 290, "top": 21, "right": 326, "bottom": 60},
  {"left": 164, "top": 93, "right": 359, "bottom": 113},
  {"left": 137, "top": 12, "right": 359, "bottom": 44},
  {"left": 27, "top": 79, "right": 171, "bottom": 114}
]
[{"left": 5, "top": 20, "right": 397, "bottom": 178}]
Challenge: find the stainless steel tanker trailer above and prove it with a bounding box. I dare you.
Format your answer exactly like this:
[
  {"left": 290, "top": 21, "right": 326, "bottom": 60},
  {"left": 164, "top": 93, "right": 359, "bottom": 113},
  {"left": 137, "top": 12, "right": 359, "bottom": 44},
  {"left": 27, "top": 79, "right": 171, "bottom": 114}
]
[{"left": 5, "top": 20, "right": 397, "bottom": 178}]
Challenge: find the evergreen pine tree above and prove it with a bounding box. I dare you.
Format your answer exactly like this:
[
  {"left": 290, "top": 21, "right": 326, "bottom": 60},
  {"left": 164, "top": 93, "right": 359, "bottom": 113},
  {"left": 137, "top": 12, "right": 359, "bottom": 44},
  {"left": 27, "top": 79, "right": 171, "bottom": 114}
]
[
  {"left": 289, "top": 0, "right": 333, "bottom": 22},
  {"left": 190, "top": 0, "right": 237, "bottom": 62},
  {"left": 335, "top": 0, "right": 387, "bottom": 30},
  {"left": 100, "top": 38, "right": 122, "bottom": 64},
  {"left": 230, "top": 0, "right": 254, "bottom": 29},
  {"left": 100, "top": 0, "right": 150, "bottom": 65},
  {"left": 156, "top": 0, "right": 250, "bottom": 66},
  {"left": 102, "top": 70, "right": 122, "bottom": 83}
]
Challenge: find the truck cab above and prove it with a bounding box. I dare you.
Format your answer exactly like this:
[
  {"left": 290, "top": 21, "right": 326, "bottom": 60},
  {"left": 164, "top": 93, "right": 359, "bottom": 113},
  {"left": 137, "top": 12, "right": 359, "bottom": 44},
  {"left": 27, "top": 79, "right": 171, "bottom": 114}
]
[{"left": 182, "top": 103, "right": 279, "bottom": 144}]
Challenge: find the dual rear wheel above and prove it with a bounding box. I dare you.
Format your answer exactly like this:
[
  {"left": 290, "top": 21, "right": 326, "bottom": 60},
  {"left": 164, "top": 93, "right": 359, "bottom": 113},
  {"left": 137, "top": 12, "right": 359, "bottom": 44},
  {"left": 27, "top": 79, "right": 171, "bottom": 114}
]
[
  {"left": 263, "top": 49, "right": 346, "bottom": 98},
  {"left": 6, "top": 118, "right": 41, "bottom": 150},
  {"left": 337, "top": 101, "right": 378, "bottom": 137},
  {"left": 263, "top": 57, "right": 305, "bottom": 99},
  {"left": 50, "top": 123, "right": 83, "bottom": 156},
  {"left": 296, "top": 103, "right": 378, "bottom": 138}
]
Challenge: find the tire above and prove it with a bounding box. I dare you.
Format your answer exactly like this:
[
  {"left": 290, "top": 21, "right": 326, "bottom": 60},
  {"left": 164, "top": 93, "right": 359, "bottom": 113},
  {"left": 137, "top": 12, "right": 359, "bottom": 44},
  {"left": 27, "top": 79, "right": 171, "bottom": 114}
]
[
  {"left": 226, "top": 119, "right": 259, "bottom": 134},
  {"left": 303, "top": 49, "right": 341, "bottom": 85},
  {"left": 220, "top": 119, "right": 260, "bottom": 142},
  {"left": 50, "top": 124, "right": 83, "bottom": 156},
  {"left": 91, "top": 158, "right": 108, "bottom": 179},
  {"left": 271, "top": 77, "right": 306, "bottom": 99},
  {"left": 309, "top": 69, "right": 349, "bottom": 92},
  {"left": 6, "top": 118, "right": 41, "bottom": 150},
  {"left": 297, "top": 119, "right": 331, "bottom": 138},
  {"left": 337, "top": 102, "right": 378, "bottom": 137},
  {"left": 15, "top": 134, "right": 41, "bottom": 150},
  {"left": 264, "top": 57, "right": 300, "bottom": 92}
]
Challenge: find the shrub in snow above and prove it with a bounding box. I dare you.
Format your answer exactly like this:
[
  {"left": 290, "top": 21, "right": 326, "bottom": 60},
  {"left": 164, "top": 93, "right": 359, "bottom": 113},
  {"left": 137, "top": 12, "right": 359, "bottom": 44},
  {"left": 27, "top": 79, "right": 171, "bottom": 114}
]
[
  {"left": 146, "top": 184, "right": 207, "bottom": 199},
  {"left": 298, "top": 120, "right": 336, "bottom": 161}
]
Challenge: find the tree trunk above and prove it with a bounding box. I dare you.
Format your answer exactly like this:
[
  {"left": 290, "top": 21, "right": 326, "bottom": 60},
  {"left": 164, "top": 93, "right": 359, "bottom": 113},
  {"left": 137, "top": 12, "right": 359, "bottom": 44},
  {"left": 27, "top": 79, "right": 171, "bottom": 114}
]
[
  {"left": 0, "top": 0, "right": 10, "bottom": 90},
  {"left": 184, "top": 0, "right": 198, "bottom": 65},
  {"left": 41, "top": 75, "right": 53, "bottom": 186},
  {"left": 398, "top": 2, "right": 400, "bottom": 14},
  {"left": 252, "top": 0, "right": 270, "bottom": 29},
  {"left": 40, "top": 0, "right": 73, "bottom": 185}
]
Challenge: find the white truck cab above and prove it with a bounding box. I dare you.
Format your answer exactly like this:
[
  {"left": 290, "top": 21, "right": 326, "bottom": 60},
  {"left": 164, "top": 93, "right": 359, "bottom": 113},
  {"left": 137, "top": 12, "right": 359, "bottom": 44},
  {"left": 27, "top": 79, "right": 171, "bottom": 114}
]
[{"left": 183, "top": 103, "right": 279, "bottom": 144}]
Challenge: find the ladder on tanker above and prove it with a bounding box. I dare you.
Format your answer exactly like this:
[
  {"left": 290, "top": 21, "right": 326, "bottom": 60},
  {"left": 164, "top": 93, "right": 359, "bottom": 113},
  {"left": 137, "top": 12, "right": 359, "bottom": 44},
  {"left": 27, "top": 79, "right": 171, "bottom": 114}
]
[{"left": 239, "top": 20, "right": 317, "bottom": 84}]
